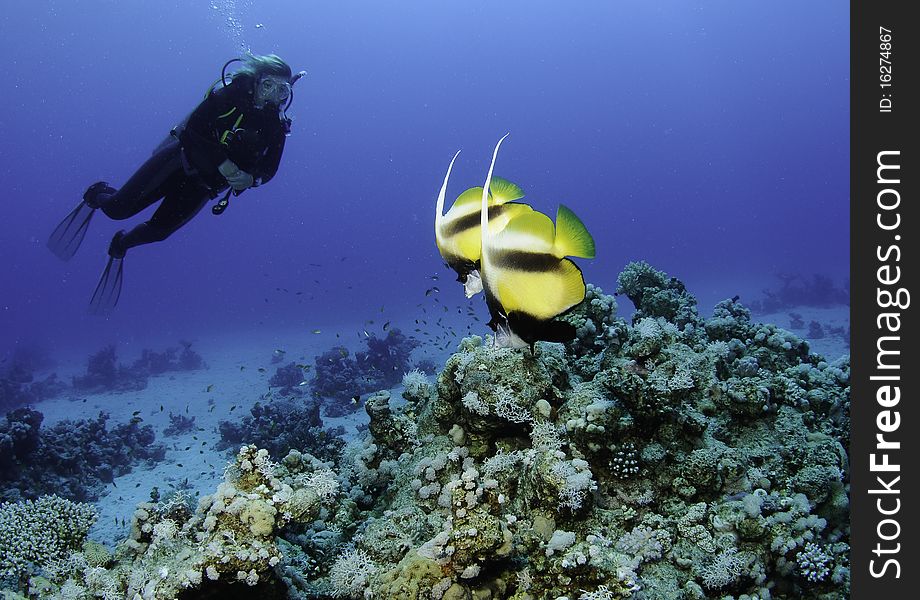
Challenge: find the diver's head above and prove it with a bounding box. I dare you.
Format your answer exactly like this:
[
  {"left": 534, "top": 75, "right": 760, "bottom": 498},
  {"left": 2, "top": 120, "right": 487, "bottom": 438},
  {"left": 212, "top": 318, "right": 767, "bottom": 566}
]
[
  {"left": 235, "top": 53, "right": 294, "bottom": 108},
  {"left": 255, "top": 75, "right": 292, "bottom": 108}
]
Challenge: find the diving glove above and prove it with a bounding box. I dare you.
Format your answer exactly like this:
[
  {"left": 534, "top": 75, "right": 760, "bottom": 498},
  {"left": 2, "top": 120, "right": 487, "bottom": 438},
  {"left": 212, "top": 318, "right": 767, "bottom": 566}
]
[{"left": 219, "top": 159, "right": 254, "bottom": 191}]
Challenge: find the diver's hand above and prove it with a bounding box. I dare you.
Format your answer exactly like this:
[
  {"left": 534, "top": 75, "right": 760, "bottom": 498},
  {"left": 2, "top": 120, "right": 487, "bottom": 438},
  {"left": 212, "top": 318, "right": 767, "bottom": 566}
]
[
  {"left": 218, "top": 159, "right": 255, "bottom": 191},
  {"left": 227, "top": 170, "right": 254, "bottom": 191}
]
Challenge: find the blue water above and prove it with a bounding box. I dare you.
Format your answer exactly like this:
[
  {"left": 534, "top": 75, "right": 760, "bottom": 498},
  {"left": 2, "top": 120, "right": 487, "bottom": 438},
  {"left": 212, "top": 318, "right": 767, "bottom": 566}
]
[{"left": 1, "top": 0, "right": 848, "bottom": 363}]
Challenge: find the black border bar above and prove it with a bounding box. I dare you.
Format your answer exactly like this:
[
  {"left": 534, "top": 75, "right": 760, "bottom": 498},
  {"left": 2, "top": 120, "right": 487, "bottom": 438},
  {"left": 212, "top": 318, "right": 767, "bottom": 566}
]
[{"left": 851, "top": 0, "right": 916, "bottom": 597}]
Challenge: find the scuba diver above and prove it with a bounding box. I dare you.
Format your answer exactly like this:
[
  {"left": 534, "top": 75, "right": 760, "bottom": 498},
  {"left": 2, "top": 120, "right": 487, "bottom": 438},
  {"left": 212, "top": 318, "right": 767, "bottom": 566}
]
[{"left": 47, "top": 53, "right": 305, "bottom": 314}]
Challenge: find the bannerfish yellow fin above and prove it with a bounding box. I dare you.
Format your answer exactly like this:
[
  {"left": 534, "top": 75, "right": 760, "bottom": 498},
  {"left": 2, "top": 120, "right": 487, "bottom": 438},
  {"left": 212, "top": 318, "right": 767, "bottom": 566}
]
[
  {"left": 448, "top": 187, "right": 486, "bottom": 214},
  {"left": 489, "top": 202, "right": 535, "bottom": 238},
  {"left": 495, "top": 210, "right": 556, "bottom": 255},
  {"left": 495, "top": 258, "right": 586, "bottom": 320},
  {"left": 488, "top": 177, "right": 524, "bottom": 204},
  {"left": 552, "top": 204, "right": 596, "bottom": 259}
]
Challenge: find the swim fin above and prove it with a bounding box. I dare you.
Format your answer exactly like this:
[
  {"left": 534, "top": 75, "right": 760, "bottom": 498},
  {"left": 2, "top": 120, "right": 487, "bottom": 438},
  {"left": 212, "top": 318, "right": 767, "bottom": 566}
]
[
  {"left": 89, "top": 255, "right": 124, "bottom": 316},
  {"left": 47, "top": 201, "right": 96, "bottom": 261}
]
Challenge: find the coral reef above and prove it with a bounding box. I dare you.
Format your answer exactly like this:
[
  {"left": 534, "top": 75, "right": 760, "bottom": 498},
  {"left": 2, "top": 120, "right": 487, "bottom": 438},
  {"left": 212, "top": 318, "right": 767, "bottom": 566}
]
[
  {"left": 748, "top": 274, "right": 849, "bottom": 314},
  {"left": 131, "top": 341, "right": 206, "bottom": 375},
  {"left": 806, "top": 321, "right": 825, "bottom": 340},
  {"left": 72, "top": 343, "right": 206, "bottom": 394},
  {"left": 0, "top": 408, "right": 166, "bottom": 503},
  {"left": 0, "top": 263, "right": 851, "bottom": 600},
  {"left": 0, "top": 372, "right": 63, "bottom": 417},
  {"left": 0, "top": 495, "right": 98, "bottom": 588},
  {"left": 162, "top": 412, "right": 196, "bottom": 437},
  {"left": 0, "top": 446, "right": 338, "bottom": 599},
  {"left": 617, "top": 261, "right": 702, "bottom": 329},
  {"left": 269, "top": 362, "right": 308, "bottom": 396},
  {"left": 216, "top": 399, "right": 345, "bottom": 463},
  {"left": 413, "top": 359, "right": 439, "bottom": 376},
  {"left": 1, "top": 344, "right": 65, "bottom": 414},
  {"left": 312, "top": 329, "right": 420, "bottom": 416},
  {"left": 275, "top": 262, "right": 849, "bottom": 599},
  {"left": 72, "top": 346, "right": 147, "bottom": 393}
]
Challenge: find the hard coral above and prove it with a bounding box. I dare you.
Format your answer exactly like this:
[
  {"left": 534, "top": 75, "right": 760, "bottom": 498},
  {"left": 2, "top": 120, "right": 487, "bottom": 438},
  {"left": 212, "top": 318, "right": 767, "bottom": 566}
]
[
  {"left": 0, "top": 495, "right": 97, "bottom": 586},
  {"left": 34, "top": 446, "right": 337, "bottom": 600},
  {"left": 312, "top": 329, "right": 420, "bottom": 415},
  {"left": 216, "top": 399, "right": 345, "bottom": 463},
  {"left": 299, "top": 262, "right": 850, "bottom": 600},
  {"left": 1, "top": 409, "right": 165, "bottom": 503}
]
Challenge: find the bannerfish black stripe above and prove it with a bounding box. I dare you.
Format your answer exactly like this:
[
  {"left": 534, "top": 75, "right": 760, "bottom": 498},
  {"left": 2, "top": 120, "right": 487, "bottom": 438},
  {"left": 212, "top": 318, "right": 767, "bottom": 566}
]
[
  {"left": 490, "top": 248, "right": 562, "bottom": 273},
  {"left": 508, "top": 311, "right": 577, "bottom": 343},
  {"left": 442, "top": 203, "right": 516, "bottom": 238}
]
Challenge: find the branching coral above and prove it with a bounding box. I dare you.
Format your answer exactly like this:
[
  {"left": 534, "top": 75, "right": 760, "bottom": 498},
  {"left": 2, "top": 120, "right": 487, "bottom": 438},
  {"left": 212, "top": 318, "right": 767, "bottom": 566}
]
[{"left": 0, "top": 495, "right": 97, "bottom": 585}]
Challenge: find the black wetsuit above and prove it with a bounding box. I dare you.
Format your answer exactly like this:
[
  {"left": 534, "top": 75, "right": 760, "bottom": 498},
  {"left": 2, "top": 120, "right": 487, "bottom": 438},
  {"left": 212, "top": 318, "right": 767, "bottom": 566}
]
[{"left": 94, "top": 73, "right": 287, "bottom": 256}]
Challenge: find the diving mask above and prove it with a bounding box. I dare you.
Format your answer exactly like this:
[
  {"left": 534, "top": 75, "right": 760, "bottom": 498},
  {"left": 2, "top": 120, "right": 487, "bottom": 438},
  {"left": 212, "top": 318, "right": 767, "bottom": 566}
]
[{"left": 256, "top": 76, "right": 292, "bottom": 106}]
